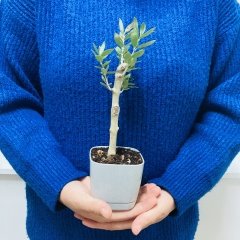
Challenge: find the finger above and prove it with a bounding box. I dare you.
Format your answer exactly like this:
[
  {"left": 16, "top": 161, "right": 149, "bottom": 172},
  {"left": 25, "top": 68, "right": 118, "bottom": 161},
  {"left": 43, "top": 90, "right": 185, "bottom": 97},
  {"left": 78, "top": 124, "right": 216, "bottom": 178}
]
[
  {"left": 74, "top": 213, "right": 84, "bottom": 220},
  {"left": 76, "top": 194, "right": 112, "bottom": 220},
  {"left": 147, "top": 186, "right": 161, "bottom": 198},
  {"left": 109, "top": 195, "right": 158, "bottom": 222},
  {"left": 131, "top": 203, "right": 168, "bottom": 235},
  {"left": 75, "top": 209, "right": 113, "bottom": 223},
  {"left": 74, "top": 213, "right": 100, "bottom": 223},
  {"left": 131, "top": 207, "right": 160, "bottom": 235},
  {"left": 140, "top": 183, "right": 158, "bottom": 193},
  {"left": 137, "top": 186, "right": 161, "bottom": 206},
  {"left": 139, "top": 184, "right": 148, "bottom": 193},
  {"left": 144, "top": 183, "right": 157, "bottom": 190},
  {"left": 82, "top": 218, "right": 133, "bottom": 231},
  {"left": 140, "top": 184, "right": 161, "bottom": 198}
]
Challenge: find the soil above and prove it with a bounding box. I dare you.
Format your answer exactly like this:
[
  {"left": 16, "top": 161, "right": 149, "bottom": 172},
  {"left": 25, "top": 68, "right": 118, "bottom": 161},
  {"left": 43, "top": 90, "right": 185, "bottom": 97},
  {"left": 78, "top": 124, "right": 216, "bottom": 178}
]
[{"left": 91, "top": 146, "right": 143, "bottom": 165}]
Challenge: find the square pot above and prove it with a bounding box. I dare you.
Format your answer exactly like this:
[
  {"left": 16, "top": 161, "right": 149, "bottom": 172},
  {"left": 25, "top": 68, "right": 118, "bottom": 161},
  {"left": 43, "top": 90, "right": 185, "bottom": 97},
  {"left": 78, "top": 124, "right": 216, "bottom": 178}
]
[{"left": 89, "top": 146, "right": 144, "bottom": 210}]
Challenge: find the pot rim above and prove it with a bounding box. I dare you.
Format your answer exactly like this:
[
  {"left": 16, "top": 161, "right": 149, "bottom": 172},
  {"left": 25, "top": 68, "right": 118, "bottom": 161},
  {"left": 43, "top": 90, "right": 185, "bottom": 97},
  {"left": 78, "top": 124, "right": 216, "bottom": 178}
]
[{"left": 89, "top": 145, "right": 144, "bottom": 166}]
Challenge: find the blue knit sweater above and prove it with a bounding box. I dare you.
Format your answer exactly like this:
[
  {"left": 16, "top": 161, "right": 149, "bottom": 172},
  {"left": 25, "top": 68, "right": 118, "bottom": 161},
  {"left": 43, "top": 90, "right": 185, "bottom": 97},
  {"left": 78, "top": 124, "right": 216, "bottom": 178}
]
[{"left": 1, "top": 0, "right": 240, "bottom": 239}]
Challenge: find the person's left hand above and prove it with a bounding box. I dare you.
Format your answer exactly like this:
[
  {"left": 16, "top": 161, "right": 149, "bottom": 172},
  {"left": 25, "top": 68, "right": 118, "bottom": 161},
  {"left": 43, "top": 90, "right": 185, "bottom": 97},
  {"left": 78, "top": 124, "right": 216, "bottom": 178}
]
[{"left": 75, "top": 189, "right": 176, "bottom": 235}]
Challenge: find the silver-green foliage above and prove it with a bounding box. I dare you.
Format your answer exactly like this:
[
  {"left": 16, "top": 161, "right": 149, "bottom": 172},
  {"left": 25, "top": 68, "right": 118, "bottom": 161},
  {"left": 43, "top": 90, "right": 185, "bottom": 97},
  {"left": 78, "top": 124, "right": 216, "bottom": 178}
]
[{"left": 92, "top": 17, "right": 156, "bottom": 91}]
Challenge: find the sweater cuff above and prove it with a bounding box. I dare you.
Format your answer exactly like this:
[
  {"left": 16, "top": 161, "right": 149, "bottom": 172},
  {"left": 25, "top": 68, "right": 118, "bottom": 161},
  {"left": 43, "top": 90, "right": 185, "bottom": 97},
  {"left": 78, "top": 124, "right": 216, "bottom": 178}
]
[{"left": 147, "top": 175, "right": 199, "bottom": 217}]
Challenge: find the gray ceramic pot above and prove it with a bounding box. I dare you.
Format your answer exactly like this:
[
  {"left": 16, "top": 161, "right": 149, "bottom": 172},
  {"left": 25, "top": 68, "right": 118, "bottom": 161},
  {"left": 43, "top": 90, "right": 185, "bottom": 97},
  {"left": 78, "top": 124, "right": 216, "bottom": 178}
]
[{"left": 89, "top": 146, "right": 144, "bottom": 210}]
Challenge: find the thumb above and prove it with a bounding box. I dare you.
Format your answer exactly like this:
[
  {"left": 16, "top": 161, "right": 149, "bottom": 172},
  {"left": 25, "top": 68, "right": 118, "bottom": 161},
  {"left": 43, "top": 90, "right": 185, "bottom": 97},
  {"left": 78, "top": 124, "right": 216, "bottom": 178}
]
[{"left": 80, "top": 193, "right": 112, "bottom": 219}]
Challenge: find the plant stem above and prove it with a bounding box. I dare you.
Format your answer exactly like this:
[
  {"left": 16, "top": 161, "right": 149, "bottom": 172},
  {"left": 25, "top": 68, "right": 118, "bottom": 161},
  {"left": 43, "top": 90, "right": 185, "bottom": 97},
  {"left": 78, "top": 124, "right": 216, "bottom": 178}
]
[{"left": 107, "top": 62, "right": 128, "bottom": 156}]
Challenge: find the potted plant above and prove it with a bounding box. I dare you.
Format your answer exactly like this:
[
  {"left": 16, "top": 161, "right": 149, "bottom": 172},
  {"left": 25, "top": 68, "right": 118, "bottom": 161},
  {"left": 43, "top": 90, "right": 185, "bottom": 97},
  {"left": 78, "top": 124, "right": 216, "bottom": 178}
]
[{"left": 90, "top": 17, "right": 156, "bottom": 210}]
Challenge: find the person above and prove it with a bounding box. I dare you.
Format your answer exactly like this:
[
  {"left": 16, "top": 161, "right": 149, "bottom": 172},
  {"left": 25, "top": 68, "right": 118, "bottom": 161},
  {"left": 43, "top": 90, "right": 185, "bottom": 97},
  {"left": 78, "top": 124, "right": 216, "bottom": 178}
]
[{"left": 0, "top": 0, "right": 240, "bottom": 239}]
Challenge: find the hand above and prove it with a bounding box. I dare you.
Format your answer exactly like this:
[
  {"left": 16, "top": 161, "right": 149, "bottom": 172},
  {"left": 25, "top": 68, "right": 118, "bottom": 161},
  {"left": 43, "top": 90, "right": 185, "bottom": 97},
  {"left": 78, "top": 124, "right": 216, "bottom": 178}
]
[
  {"left": 78, "top": 189, "right": 176, "bottom": 235},
  {"left": 59, "top": 176, "right": 113, "bottom": 222},
  {"left": 131, "top": 190, "right": 176, "bottom": 235},
  {"left": 74, "top": 182, "right": 161, "bottom": 223}
]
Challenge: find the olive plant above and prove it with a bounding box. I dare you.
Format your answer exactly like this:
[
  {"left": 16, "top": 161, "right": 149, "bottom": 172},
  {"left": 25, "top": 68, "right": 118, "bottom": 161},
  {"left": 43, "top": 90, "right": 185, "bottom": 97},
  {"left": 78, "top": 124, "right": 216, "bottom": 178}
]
[{"left": 92, "top": 17, "right": 156, "bottom": 156}]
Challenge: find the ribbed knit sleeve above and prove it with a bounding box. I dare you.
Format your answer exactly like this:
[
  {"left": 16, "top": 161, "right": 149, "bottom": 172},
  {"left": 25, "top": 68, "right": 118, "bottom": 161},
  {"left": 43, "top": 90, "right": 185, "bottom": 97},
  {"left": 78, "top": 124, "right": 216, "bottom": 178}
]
[
  {"left": 148, "top": 0, "right": 240, "bottom": 217},
  {"left": 0, "top": 0, "right": 88, "bottom": 212}
]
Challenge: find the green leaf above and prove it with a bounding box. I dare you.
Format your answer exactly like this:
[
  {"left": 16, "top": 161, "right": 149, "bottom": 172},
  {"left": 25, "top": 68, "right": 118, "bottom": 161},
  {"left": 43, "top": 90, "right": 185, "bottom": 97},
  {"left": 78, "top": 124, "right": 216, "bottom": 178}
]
[
  {"left": 122, "top": 45, "right": 130, "bottom": 54},
  {"left": 138, "top": 40, "right": 156, "bottom": 49},
  {"left": 130, "top": 28, "right": 139, "bottom": 47},
  {"left": 103, "top": 60, "right": 111, "bottom": 67},
  {"left": 130, "top": 17, "right": 139, "bottom": 48},
  {"left": 122, "top": 77, "right": 129, "bottom": 90},
  {"left": 129, "top": 57, "right": 137, "bottom": 67},
  {"left": 125, "top": 73, "right": 131, "bottom": 79},
  {"left": 115, "top": 46, "right": 122, "bottom": 55},
  {"left": 132, "top": 49, "right": 145, "bottom": 58},
  {"left": 95, "top": 55, "right": 103, "bottom": 62},
  {"left": 125, "top": 22, "right": 134, "bottom": 33},
  {"left": 125, "top": 32, "right": 132, "bottom": 40},
  {"left": 123, "top": 51, "right": 132, "bottom": 63},
  {"left": 93, "top": 43, "right": 99, "bottom": 54},
  {"left": 94, "top": 65, "right": 102, "bottom": 69},
  {"left": 114, "top": 33, "right": 124, "bottom": 47},
  {"left": 126, "top": 66, "right": 141, "bottom": 72},
  {"left": 102, "top": 49, "right": 114, "bottom": 58},
  {"left": 121, "top": 75, "right": 138, "bottom": 91},
  {"left": 99, "top": 41, "right": 106, "bottom": 55},
  {"left": 101, "top": 68, "right": 107, "bottom": 75},
  {"left": 140, "top": 23, "right": 146, "bottom": 35},
  {"left": 119, "top": 18, "right": 124, "bottom": 33},
  {"left": 140, "top": 27, "right": 156, "bottom": 39},
  {"left": 91, "top": 49, "right": 97, "bottom": 56},
  {"left": 132, "top": 17, "right": 139, "bottom": 31}
]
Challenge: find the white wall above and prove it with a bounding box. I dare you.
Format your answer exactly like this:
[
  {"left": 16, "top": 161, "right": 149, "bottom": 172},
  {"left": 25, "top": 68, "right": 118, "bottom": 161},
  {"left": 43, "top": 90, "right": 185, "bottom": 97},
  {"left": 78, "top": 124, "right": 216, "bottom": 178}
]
[
  {"left": 0, "top": 175, "right": 28, "bottom": 240},
  {"left": 196, "top": 177, "right": 240, "bottom": 240}
]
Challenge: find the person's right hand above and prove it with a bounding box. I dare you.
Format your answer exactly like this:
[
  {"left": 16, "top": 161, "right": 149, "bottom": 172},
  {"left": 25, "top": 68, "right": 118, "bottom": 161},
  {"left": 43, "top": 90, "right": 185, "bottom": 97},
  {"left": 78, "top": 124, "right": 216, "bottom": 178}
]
[{"left": 60, "top": 176, "right": 161, "bottom": 223}]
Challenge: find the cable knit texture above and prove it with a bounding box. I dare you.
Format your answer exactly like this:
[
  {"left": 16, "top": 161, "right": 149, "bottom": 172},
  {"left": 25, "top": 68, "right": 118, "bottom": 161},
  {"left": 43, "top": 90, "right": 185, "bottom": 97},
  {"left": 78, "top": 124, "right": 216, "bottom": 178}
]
[{"left": 0, "top": 0, "right": 240, "bottom": 239}]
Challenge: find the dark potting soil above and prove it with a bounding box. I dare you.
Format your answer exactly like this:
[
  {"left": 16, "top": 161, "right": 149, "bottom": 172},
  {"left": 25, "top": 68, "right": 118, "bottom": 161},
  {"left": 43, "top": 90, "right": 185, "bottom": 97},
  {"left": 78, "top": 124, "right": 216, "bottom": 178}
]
[{"left": 91, "top": 147, "right": 143, "bottom": 165}]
